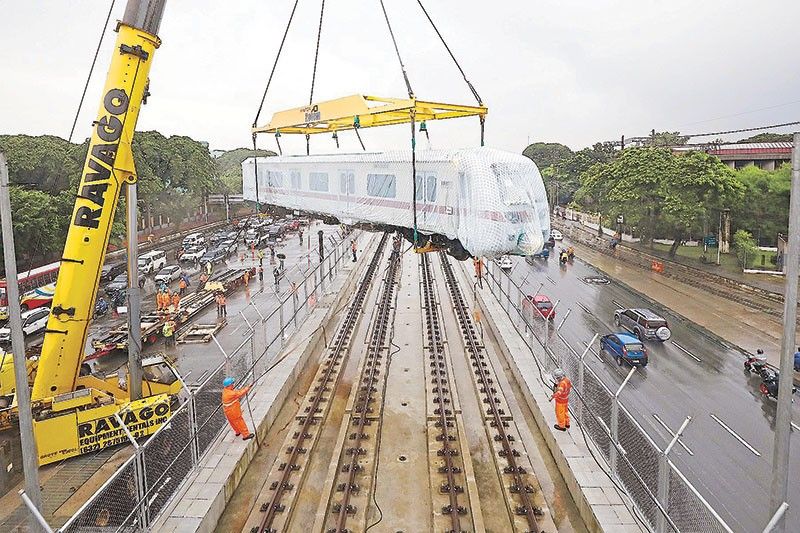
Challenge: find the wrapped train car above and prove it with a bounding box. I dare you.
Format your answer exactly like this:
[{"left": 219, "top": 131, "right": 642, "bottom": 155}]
[{"left": 241, "top": 147, "right": 550, "bottom": 259}]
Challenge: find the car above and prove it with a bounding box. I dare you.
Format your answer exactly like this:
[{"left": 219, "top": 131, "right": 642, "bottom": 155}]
[
  {"left": 550, "top": 229, "right": 563, "bottom": 241},
  {"left": 244, "top": 229, "right": 260, "bottom": 246},
  {"left": 499, "top": 255, "right": 514, "bottom": 270},
  {"left": 106, "top": 272, "right": 145, "bottom": 293},
  {"left": 0, "top": 307, "right": 51, "bottom": 343},
  {"left": 138, "top": 250, "right": 167, "bottom": 274},
  {"left": 219, "top": 239, "right": 238, "bottom": 256},
  {"left": 225, "top": 230, "right": 239, "bottom": 241},
  {"left": 601, "top": 333, "right": 648, "bottom": 367},
  {"left": 237, "top": 219, "right": 248, "bottom": 229},
  {"left": 524, "top": 294, "right": 556, "bottom": 320},
  {"left": 614, "top": 308, "right": 671, "bottom": 341},
  {"left": 526, "top": 248, "right": 549, "bottom": 264},
  {"left": 200, "top": 248, "right": 227, "bottom": 265},
  {"left": 180, "top": 246, "right": 206, "bottom": 263},
  {"left": 100, "top": 262, "right": 127, "bottom": 283},
  {"left": 209, "top": 231, "right": 228, "bottom": 245},
  {"left": 267, "top": 224, "right": 283, "bottom": 239},
  {"left": 154, "top": 265, "right": 182, "bottom": 285},
  {"left": 182, "top": 232, "right": 205, "bottom": 248}
]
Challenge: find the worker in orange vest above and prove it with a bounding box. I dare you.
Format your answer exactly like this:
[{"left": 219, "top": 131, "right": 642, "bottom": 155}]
[
  {"left": 549, "top": 368, "right": 572, "bottom": 431},
  {"left": 172, "top": 291, "right": 180, "bottom": 311},
  {"left": 473, "top": 257, "right": 484, "bottom": 288},
  {"left": 178, "top": 277, "right": 187, "bottom": 296},
  {"left": 156, "top": 290, "right": 164, "bottom": 311},
  {"left": 221, "top": 377, "right": 254, "bottom": 440}
]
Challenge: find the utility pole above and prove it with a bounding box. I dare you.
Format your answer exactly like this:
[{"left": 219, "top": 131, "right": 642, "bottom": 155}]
[
  {"left": 769, "top": 131, "right": 800, "bottom": 531},
  {"left": 126, "top": 183, "right": 142, "bottom": 401},
  {"left": 0, "top": 153, "right": 44, "bottom": 531}
]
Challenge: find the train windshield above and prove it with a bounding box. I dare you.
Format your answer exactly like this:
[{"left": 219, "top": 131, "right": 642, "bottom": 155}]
[{"left": 490, "top": 163, "right": 535, "bottom": 206}]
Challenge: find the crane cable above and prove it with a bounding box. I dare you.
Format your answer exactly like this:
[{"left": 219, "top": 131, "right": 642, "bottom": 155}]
[
  {"left": 415, "top": 0, "right": 485, "bottom": 146},
  {"left": 306, "top": 0, "right": 326, "bottom": 155},
  {"left": 251, "top": 0, "right": 302, "bottom": 207},
  {"left": 377, "top": 0, "right": 419, "bottom": 246}
]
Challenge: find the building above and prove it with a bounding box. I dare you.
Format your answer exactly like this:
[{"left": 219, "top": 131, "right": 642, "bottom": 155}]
[{"left": 674, "top": 142, "right": 792, "bottom": 171}]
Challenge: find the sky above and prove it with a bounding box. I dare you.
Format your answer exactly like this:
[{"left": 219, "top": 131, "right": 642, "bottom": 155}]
[{"left": 2, "top": 0, "right": 800, "bottom": 154}]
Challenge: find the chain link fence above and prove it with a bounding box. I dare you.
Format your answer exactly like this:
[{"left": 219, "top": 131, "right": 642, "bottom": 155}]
[
  {"left": 57, "top": 232, "right": 356, "bottom": 532},
  {"left": 481, "top": 260, "right": 733, "bottom": 533}
]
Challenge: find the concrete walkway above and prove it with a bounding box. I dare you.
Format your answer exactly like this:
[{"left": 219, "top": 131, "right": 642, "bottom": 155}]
[{"left": 568, "top": 236, "right": 800, "bottom": 369}]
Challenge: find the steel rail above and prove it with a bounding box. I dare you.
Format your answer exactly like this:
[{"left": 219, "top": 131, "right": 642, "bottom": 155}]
[
  {"left": 330, "top": 249, "right": 400, "bottom": 532},
  {"left": 255, "top": 234, "right": 388, "bottom": 532},
  {"left": 420, "top": 253, "right": 468, "bottom": 531},
  {"left": 439, "top": 252, "right": 543, "bottom": 533}
]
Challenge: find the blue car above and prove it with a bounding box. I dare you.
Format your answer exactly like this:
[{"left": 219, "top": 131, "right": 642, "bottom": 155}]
[
  {"left": 600, "top": 333, "right": 649, "bottom": 367},
  {"left": 526, "top": 249, "right": 550, "bottom": 264}
]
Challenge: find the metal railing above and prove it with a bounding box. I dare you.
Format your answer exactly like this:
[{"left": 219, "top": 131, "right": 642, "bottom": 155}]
[
  {"left": 51, "top": 231, "right": 358, "bottom": 532},
  {"left": 480, "top": 260, "right": 733, "bottom": 533}
]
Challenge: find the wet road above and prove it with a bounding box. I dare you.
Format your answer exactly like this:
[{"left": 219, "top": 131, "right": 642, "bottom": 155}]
[{"left": 504, "top": 245, "right": 800, "bottom": 532}]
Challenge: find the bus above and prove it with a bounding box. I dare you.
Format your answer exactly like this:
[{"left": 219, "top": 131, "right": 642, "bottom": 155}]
[{"left": 0, "top": 261, "right": 60, "bottom": 320}]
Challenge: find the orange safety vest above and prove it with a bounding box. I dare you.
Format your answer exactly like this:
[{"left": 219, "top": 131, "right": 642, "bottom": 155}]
[
  {"left": 219, "top": 294, "right": 226, "bottom": 306},
  {"left": 221, "top": 386, "right": 250, "bottom": 417},
  {"left": 553, "top": 377, "right": 572, "bottom": 405},
  {"left": 172, "top": 293, "right": 180, "bottom": 307}
]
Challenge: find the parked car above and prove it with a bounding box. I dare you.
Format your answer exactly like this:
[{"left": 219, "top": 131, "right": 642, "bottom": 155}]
[
  {"left": 182, "top": 232, "right": 205, "bottom": 248},
  {"left": 209, "top": 231, "right": 228, "bottom": 245},
  {"left": 200, "top": 248, "right": 227, "bottom": 265},
  {"left": 267, "top": 224, "right": 283, "bottom": 239},
  {"left": 154, "top": 265, "right": 182, "bottom": 285},
  {"left": 106, "top": 272, "right": 145, "bottom": 293},
  {"left": 524, "top": 294, "right": 556, "bottom": 320},
  {"left": 550, "top": 229, "right": 563, "bottom": 241},
  {"left": 0, "top": 307, "right": 51, "bottom": 343},
  {"left": 244, "top": 229, "right": 260, "bottom": 247},
  {"left": 100, "top": 262, "right": 127, "bottom": 283},
  {"left": 180, "top": 246, "right": 206, "bottom": 263},
  {"left": 614, "top": 308, "right": 671, "bottom": 341},
  {"left": 499, "top": 255, "right": 514, "bottom": 270},
  {"left": 600, "top": 333, "right": 649, "bottom": 367},
  {"left": 138, "top": 250, "right": 167, "bottom": 275},
  {"left": 219, "top": 239, "right": 238, "bottom": 256}
]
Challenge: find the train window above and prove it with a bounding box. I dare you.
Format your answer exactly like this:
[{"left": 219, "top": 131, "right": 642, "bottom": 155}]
[
  {"left": 290, "top": 171, "right": 301, "bottom": 190},
  {"left": 339, "top": 172, "right": 355, "bottom": 194},
  {"left": 458, "top": 172, "right": 468, "bottom": 200},
  {"left": 367, "top": 174, "right": 396, "bottom": 198},
  {"left": 309, "top": 172, "right": 329, "bottom": 192},
  {"left": 267, "top": 171, "right": 284, "bottom": 188},
  {"left": 415, "top": 173, "right": 424, "bottom": 202},
  {"left": 426, "top": 174, "right": 437, "bottom": 202}
]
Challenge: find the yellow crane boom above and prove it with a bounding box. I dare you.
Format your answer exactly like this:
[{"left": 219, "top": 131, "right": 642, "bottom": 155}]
[{"left": 32, "top": 5, "right": 162, "bottom": 400}]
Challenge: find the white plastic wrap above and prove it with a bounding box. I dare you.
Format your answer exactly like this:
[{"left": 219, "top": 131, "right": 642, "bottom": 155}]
[{"left": 242, "top": 147, "right": 550, "bottom": 258}]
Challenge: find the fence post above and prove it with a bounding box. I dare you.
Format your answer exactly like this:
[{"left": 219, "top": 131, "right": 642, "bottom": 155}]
[
  {"left": 611, "top": 367, "right": 636, "bottom": 475},
  {"left": 292, "top": 284, "right": 298, "bottom": 328},
  {"left": 657, "top": 416, "right": 692, "bottom": 533},
  {"left": 113, "top": 412, "right": 149, "bottom": 529},
  {"left": 173, "top": 372, "right": 199, "bottom": 469},
  {"left": 279, "top": 295, "right": 286, "bottom": 344}
]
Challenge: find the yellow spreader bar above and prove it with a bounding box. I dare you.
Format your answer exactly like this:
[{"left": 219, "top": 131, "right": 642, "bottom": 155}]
[{"left": 253, "top": 94, "right": 487, "bottom": 135}]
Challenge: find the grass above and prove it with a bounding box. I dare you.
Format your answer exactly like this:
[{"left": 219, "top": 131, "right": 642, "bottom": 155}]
[{"left": 630, "top": 242, "right": 779, "bottom": 275}]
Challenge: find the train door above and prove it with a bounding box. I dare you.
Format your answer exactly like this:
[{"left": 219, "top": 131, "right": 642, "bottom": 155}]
[
  {"left": 415, "top": 171, "right": 437, "bottom": 227},
  {"left": 339, "top": 171, "right": 355, "bottom": 219}
]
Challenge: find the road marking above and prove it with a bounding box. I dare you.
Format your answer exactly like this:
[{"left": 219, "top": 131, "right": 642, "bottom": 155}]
[
  {"left": 611, "top": 299, "right": 625, "bottom": 308},
  {"left": 792, "top": 422, "right": 800, "bottom": 432},
  {"left": 710, "top": 414, "right": 761, "bottom": 456},
  {"left": 545, "top": 275, "right": 556, "bottom": 285},
  {"left": 576, "top": 302, "right": 592, "bottom": 315},
  {"left": 671, "top": 341, "right": 702, "bottom": 363},
  {"left": 653, "top": 414, "right": 694, "bottom": 456},
  {"left": 228, "top": 323, "right": 243, "bottom": 336}
]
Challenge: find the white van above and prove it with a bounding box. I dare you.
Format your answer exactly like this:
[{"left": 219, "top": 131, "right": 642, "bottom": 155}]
[
  {"left": 182, "top": 232, "right": 205, "bottom": 248},
  {"left": 138, "top": 250, "right": 167, "bottom": 274}
]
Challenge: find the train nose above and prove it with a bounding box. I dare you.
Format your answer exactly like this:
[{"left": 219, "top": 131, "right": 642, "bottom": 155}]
[{"left": 515, "top": 226, "right": 545, "bottom": 255}]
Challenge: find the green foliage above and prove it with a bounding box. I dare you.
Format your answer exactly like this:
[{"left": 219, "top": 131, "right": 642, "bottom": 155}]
[
  {"left": 738, "top": 132, "right": 793, "bottom": 143},
  {"left": 733, "top": 229, "right": 758, "bottom": 268},
  {"left": 732, "top": 163, "right": 790, "bottom": 245},
  {"left": 648, "top": 131, "right": 689, "bottom": 147},
  {"left": 0, "top": 135, "right": 84, "bottom": 193},
  {"left": 214, "top": 147, "right": 276, "bottom": 194},
  {"left": 522, "top": 142, "right": 573, "bottom": 169},
  {"left": 575, "top": 148, "right": 744, "bottom": 256},
  {"left": 530, "top": 142, "right": 615, "bottom": 205}
]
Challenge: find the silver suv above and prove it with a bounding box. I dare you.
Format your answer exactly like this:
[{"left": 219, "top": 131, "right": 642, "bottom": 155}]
[{"left": 614, "top": 308, "right": 671, "bottom": 341}]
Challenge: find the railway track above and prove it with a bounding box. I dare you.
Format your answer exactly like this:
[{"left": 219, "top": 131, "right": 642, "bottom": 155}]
[
  {"left": 438, "top": 252, "right": 547, "bottom": 533},
  {"left": 419, "top": 253, "right": 481, "bottom": 532},
  {"left": 252, "top": 234, "right": 388, "bottom": 533},
  {"left": 317, "top": 243, "right": 401, "bottom": 533}
]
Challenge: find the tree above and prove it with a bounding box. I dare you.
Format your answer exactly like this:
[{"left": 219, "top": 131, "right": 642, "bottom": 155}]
[
  {"left": 0, "top": 134, "right": 83, "bottom": 193},
  {"left": 575, "top": 148, "right": 744, "bottom": 255},
  {"left": 213, "top": 147, "right": 276, "bottom": 195},
  {"left": 738, "top": 132, "right": 793, "bottom": 143},
  {"left": 522, "top": 142, "right": 573, "bottom": 170},
  {"left": 732, "top": 163, "right": 790, "bottom": 245},
  {"left": 733, "top": 229, "right": 758, "bottom": 268},
  {"left": 540, "top": 143, "right": 616, "bottom": 205}
]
